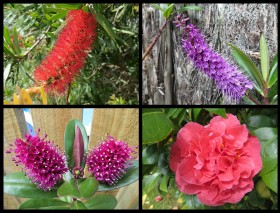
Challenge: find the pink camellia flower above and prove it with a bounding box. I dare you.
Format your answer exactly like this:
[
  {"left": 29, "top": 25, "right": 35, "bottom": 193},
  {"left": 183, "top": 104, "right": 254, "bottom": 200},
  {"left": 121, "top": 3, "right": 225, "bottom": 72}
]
[
  {"left": 86, "top": 135, "right": 138, "bottom": 185},
  {"left": 6, "top": 129, "right": 68, "bottom": 191},
  {"left": 169, "top": 114, "right": 262, "bottom": 206}
]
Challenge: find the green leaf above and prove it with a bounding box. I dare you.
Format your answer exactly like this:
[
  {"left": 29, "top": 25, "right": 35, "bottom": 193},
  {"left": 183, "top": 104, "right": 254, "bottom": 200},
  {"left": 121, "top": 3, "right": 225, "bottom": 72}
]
[
  {"left": 228, "top": 43, "right": 265, "bottom": 92},
  {"left": 84, "top": 195, "right": 117, "bottom": 209},
  {"left": 57, "top": 179, "right": 81, "bottom": 198},
  {"left": 165, "top": 108, "right": 178, "bottom": 118},
  {"left": 64, "top": 119, "right": 89, "bottom": 170},
  {"left": 159, "top": 175, "right": 169, "bottom": 193},
  {"left": 143, "top": 172, "right": 161, "bottom": 194},
  {"left": 4, "top": 25, "right": 17, "bottom": 54},
  {"left": 268, "top": 53, "right": 278, "bottom": 88},
  {"left": 143, "top": 109, "right": 173, "bottom": 144},
  {"left": 49, "top": 12, "right": 67, "bottom": 21},
  {"left": 54, "top": 4, "right": 83, "bottom": 10},
  {"left": 142, "top": 144, "right": 159, "bottom": 165},
  {"left": 19, "top": 198, "right": 70, "bottom": 209},
  {"left": 268, "top": 82, "right": 278, "bottom": 97},
  {"left": 192, "top": 108, "right": 202, "bottom": 121},
  {"left": 158, "top": 152, "right": 171, "bottom": 176},
  {"left": 246, "top": 115, "right": 275, "bottom": 131},
  {"left": 242, "top": 95, "right": 256, "bottom": 105},
  {"left": 204, "top": 108, "right": 226, "bottom": 118},
  {"left": 176, "top": 6, "right": 203, "bottom": 13},
  {"left": 181, "top": 194, "right": 205, "bottom": 209},
  {"left": 4, "top": 61, "right": 12, "bottom": 84},
  {"left": 70, "top": 200, "right": 88, "bottom": 210},
  {"left": 79, "top": 177, "right": 99, "bottom": 199},
  {"left": 4, "top": 172, "right": 58, "bottom": 198},
  {"left": 261, "top": 167, "right": 278, "bottom": 193},
  {"left": 12, "top": 27, "right": 21, "bottom": 54},
  {"left": 260, "top": 33, "right": 269, "bottom": 82},
  {"left": 163, "top": 4, "right": 174, "bottom": 18},
  {"left": 98, "top": 160, "right": 139, "bottom": 191},
  {"left": 151, "top": 4, "right": 165, "bottom": 12},
  {"left": 270, "top": 95, "right": 278, "bottom": 105},
  {"left": 251, "top": 127, "right": 277, "bottom": 176}
]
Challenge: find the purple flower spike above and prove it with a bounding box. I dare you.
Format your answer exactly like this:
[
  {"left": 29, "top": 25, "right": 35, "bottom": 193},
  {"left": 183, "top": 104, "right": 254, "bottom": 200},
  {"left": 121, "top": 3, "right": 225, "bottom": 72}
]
[
  {"left": 7, "top": 129, "right": 68, "bottom": 191},
  {"left": 86, "top": 135, "right": 138, "bottom": 185},
  {"left": 174, "top": 15, "right": 253, "bottom": 101}
]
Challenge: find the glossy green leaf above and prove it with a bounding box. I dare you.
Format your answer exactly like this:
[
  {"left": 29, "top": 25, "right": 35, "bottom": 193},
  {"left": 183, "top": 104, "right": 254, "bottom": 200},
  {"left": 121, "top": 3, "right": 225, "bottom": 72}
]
[
  {"left": 142, "top": 144, "right": 159, "bottom": 165},
  {"left": 64, "top": 119, "right": 89, "bottom": 171},
  {"left": 57, "top": 179, "right": 81, "bottom": 198},
  {"left": 260, "top": 33, "right": 269, "bottom": 81},
  {"left": 98, "top": 160, "right": 139, "bottom": 191},
  {"left": 159, "top": 175, "right": 169, "bottom": 193},
  {"left": 84, "top": 195, "right": 117, "bottom": 209},
  {"left": 270, "top": 95, "right": 278, "bottom": 105},
  {"left": 268, "top": 53, "right": 278, "bottom": 88},
  {"left": 54, "top": 4, "right": 83, "bottom": 10},
  {"left": 268, "top": 82, "right": 278, "bottom": 97},
  {"left": 176, "top": 6, "right": 203, "bottom": 13},
  {"left": 261, "top": 167, "right": 277, "bottom": 193},
  {"left": 192, "top": 108, "right": 202, "bottom": 121},
  {"left": 151, "top": 4, "right": 165, "bottom": 12},
  {"left": 158, "top": 152, "right": 171, "bottom": 176},
  {"left": 13, "top": 27, "right": 21, "bottom": 54},
  {"left": 143, "top": 109, "right": 173, "bottom": 144},
  {"left": 19, "top": 198, "right": 70, "bottom": 209},
  {"left": 246, "top": 115, "right": 275, "bottom": 131},
  {"left": 228, "top": 43, "right": 265, "bottom": 91},
  {"left": 163, "top": 4, "right": 174, "bottom": 18},
  {"left": 79, "top": 177, "right": 99, "bottom": 199},
  {"left": 70, "top": 200, "right": 87, "bottom": 209},
  {"left": 4, "top": 61, "right": 12, "bottom": 84},
  {"left": 4, "top": 172, "right": 58, "bottom": 198},
  {"left": 143, "top": 172, "right": 161, "bottom": 193},
  {"left": 204, "top": 108, "right": 226, "bottom": 118},
  {"left": 251, "top": 127, "right": 277, "bottom": 176}
]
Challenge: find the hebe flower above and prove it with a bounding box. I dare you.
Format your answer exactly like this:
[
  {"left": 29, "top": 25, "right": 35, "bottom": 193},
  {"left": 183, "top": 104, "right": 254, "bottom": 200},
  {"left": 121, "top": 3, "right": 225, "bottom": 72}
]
[
  {"left": 169, "top": 114, "right": 262, "bottom": 206},
  {"left": 86, "top": 135, "right": 138, "bottom": 185},
  {"left": 6, "top": 129, "right": 68, "bottom": 191},
  {"left": 34, "top": 10, "right": 97, "bottom": 94},
  {"left": 174, "top": 15, "right": 253, "bottom": 101}
]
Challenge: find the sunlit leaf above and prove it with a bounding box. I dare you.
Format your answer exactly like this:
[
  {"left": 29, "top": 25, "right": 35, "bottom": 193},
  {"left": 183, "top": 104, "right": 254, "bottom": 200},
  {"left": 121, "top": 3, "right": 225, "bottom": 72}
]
[
  {"left": 268, "top": 53, "right": 278, "bottom": 88},
  {"left": 260, "top": 33, "right": 269, "bottom": 82}
]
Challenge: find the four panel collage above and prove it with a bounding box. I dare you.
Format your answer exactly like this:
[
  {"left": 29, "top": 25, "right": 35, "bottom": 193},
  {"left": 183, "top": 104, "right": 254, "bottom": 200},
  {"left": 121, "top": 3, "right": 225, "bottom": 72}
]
[{"left": 2, "top": 2, "right": 278, "bottom": 210}]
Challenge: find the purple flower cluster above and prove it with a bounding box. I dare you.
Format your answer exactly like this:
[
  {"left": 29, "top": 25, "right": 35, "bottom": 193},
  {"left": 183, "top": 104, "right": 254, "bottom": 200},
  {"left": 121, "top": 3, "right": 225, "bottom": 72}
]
[
  {"left": 86, "top": 135, "right": 138, "bottom": 185},
  {"left": 174, "top": 15, "right": 253, "bottom": 100},
  {"left": 6, "top": 130, "right": 68, "bottom": 191}
]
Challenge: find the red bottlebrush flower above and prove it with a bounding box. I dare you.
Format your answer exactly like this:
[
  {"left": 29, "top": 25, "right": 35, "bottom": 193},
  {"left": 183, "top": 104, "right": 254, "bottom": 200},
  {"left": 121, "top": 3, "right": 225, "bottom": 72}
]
[
  {"left": 86, "top": 135, "right": 138, "bottom": 185},
  {"left": 6, "top": 129, "right": 68, "bottom": 191},
  {"left": 34, "top": 10, "right": 97, "bottom": 94}
]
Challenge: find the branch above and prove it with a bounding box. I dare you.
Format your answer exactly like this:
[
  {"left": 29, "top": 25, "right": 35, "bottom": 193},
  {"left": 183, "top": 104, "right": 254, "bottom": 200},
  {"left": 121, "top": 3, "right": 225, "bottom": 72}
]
[
  {"left": 142, "top": 19, "right": 168, "bottom": 61},
  {"left": 245, "top": 93, "right": 261, "bottom": 105},
  {"left": 21, "top": 26, "right": 51, "bottom": 57}
]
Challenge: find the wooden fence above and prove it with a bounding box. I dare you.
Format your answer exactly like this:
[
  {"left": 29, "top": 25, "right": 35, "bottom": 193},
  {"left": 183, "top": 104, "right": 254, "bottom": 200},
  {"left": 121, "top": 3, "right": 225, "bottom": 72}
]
[{"left": 4, "top": 108, "right": 139, "bottom": 209}]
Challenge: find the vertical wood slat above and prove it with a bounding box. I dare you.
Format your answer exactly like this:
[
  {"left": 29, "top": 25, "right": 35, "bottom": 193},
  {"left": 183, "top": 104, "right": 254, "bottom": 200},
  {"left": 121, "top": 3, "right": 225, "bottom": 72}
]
[
  {"left": 88, "top": 109, "right": 139, "bottom": 201},
  {"left": 30, "top": 109, "right": 83, "bottom": 148}
]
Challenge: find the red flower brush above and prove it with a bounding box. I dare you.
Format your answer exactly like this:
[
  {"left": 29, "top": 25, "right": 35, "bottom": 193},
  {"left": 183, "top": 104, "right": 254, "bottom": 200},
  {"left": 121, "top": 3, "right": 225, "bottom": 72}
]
[{"left": 34, "top": 10, "right": 97, "bottom": 94}]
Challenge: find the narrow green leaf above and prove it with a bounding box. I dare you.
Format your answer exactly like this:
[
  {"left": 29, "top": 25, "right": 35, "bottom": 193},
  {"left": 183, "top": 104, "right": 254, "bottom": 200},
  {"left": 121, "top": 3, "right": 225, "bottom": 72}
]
[
  {"left": 64, "top": 119, "right": 89, "bottom": 171},
  {"left": 143, "top": 172, "right": 161, "bottom": 193},
  {"left": 4, "top": 62, "right": 12, "bottom": 84},
  {"left": 204, "top": 108, "right": 226, "bottom": 118},
  {"left": 19, "top": 198, "right": 70, "bottom": 209},
  {"left": 79, "top": 177, "right": 99, "bottom": 199},
  {"left": 268, "top": 53, "right": 278, "bottom": 88},
  {"left": 176, "top": 6, "right": 203, "bottom": 13},
  {"left": 143, "top": 110, "right": 173, "bottom": 144},
  {"left": 49, "top": 12, "right": 67, "bottom": 21},
  {"left": 270, "top": 95, "right": 278, "bottom": 105},
  {"left": 268, "top": 82, "right": 278, "bottom": 97},
  {"left": 54, "top": 4, "right": 83, "bottom": 10},
  {"left": 84, "top": 195, "right": 117, "bottom": 209},
  {"left": 165, "top": 108, "right": 178, "bottom": 118},
  {"left": 192, "top": 108, "right": 202, "bottom": 121},
  {"left": 57, "top": 179, "right": 81, "bottom": 198},
  {"left": 228, "top": 43, "right": 265, "bottom": 91},
  {"left": 4, "top": 42, "right": 15, "bottom": 56},
  {"left": 70, "top": 200, "right": 88, "bottom": 209},
  {"left": 260, "top": 33, "right": 269, "bottom": 82},
  {"left": 151, "top": 4, "right": 165, "bottom": 12},
  {"left": 159, "top": 175, "right": 169, "bottom": 193},
  {"left": 143, "top": 144, "right": 159, "bottom": 165},
  {"left": 163, "top": 4, "right": 174, "bottom": 18},
  {"left": 4, "top": 172, "right": 58, "bottom": 198},
  {"left": 4, "top": 25, "right": 17, "bottom": 54},
  {"left": 98, "top": 160, "right": 139, "bottom": 191},
  {"left": 242, "top": 95, "right": 256, "bottom": 105}
]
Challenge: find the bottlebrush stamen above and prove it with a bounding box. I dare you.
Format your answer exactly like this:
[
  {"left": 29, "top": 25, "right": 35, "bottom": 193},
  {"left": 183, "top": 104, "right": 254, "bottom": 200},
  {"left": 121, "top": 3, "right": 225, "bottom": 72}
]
[
  {"left": 174, "top": 14, "right": 253, "bottom": 101},
  {"left": 34, "top": 10, "right": 97, "bottom": 94},
  {"left": 6, "top": 129, "right": 68, "bottom": 191},
  {"left": 86, "top": 135, "right": 138, "bottom": 185}
]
